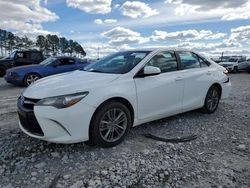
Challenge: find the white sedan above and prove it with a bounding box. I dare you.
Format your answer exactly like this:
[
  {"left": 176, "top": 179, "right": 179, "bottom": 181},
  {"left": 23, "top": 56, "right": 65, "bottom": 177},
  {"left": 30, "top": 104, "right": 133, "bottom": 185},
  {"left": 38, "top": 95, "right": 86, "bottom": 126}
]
[{"left": 18, "top": 48, "right": 231, "bottom": 147}]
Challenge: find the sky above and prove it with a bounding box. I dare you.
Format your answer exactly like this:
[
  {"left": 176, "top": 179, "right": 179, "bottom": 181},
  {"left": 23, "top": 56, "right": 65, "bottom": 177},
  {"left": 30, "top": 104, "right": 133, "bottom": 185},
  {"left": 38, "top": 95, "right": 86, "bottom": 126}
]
[{"left": 0, "top": 0, "right": 250, "bottom": 58}]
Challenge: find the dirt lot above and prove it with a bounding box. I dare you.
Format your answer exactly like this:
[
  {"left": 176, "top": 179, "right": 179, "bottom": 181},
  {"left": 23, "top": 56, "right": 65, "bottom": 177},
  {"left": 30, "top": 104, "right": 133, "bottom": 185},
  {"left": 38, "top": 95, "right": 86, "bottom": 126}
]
[{"left": 0, "top": 74, "right": 249, "bottom": 188}]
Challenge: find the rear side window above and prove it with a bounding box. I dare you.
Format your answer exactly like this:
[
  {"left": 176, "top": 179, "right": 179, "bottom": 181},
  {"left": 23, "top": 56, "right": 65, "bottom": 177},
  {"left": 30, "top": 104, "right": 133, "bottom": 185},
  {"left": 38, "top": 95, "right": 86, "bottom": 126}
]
[
  {"left": 16, "top": 52, "right": 28, "bottom": 59},
  {"left": 147, "top": 51, "right": 178, "bottom": 73},
  {"left": 178, "top": 52, "right": 200, "bottom": 70},
  {"left": 59, "top": 58, "right": 75, "bottom": 66},
  {"left": 30, "top": 52, "right": 41, "bottom": 61}
]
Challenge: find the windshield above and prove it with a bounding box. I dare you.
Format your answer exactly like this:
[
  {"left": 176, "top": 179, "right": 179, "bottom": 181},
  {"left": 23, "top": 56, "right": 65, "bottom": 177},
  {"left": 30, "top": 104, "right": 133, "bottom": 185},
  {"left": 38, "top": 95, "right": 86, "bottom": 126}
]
[
  {"left": 84, "top": 51, "right": 151, "bottom": 74},
  {"left": 9, "top": 51, "right": 16, "bottom": 59},
  {"left": 228, "top": 58, "right": 238, "bottom": 62},
  {"left": 1, "top": 51, "right": 16, "bottom": 60},
  {"left": 40, "top": 57, "right": 57, "bottom": 66}
]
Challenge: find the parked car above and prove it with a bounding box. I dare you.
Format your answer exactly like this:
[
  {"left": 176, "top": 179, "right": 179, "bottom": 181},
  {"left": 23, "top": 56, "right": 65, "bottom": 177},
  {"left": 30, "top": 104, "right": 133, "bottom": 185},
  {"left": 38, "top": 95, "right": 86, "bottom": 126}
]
[
  {"left": 219, "top": 57, "right": 248, "bottom": 72},
  {"left": 17, "top": 48, "right": 231, "bottom": 147},
  {"left": 0, "top": 50, "right": 44, "bottom": 77},
  {"left": 5, "top": 56, "right": 90, "bottom": 86},
  {"left": 247, "top": 59, "right": 250, "bottom": 73}
]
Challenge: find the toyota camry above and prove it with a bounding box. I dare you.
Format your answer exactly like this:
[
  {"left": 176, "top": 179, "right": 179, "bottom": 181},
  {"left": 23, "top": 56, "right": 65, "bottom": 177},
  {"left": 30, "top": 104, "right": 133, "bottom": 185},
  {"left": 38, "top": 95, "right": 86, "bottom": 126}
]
[{"left": 17, "top": 48, "right": 231, "bottom": 147}]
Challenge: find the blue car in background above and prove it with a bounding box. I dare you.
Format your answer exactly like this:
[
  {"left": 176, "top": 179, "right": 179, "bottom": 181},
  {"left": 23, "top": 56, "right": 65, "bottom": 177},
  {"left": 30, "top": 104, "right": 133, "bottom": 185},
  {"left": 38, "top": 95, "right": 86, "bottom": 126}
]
[{"left": 4, "top": 56, "right": 90, "bottom": 86}]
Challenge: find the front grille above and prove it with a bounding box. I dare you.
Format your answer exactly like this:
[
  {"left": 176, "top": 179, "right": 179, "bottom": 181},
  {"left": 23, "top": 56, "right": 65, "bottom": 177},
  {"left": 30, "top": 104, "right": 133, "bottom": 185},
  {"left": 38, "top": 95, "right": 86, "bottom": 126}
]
[
  {"left": 22, "top": 97, "right": 40, "bottom": 110},
  {"left": 18, "top": 97, "right": 44, "bottom": 136},
  {"left": 18, "top": 112, "right": 44, "bottom": 136}
]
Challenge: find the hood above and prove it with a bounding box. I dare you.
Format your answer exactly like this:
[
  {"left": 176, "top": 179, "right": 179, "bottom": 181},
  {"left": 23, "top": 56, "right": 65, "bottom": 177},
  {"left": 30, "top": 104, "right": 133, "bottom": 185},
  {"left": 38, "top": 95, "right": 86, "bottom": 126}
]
[
  {"left": 0, "top": 58, "right": 12, "bottom": 64},
  {"left": 23, "top": 70, "right": 119, "bottom": 99},
  {"left": 8, "top": 64, "right": 44, "bottom": 72},
  {"left": 219, "top": 62, "right": 236, "bottom": 66}
]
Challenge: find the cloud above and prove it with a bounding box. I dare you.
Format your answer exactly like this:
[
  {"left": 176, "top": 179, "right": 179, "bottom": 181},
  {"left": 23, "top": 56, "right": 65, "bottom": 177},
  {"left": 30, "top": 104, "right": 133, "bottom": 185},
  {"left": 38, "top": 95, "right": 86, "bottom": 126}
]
[
  {"left": 83, "top": 42, "right": 132, "bottom": 58},
  {"left": 230, "top": 25, "right": 250, "bottom": 43},
  {"left": 94, "top": 19, "right": 103, "bottom": 25},
  {"left": 166, "top": 0, "right": 250, "bottom": 21},
  {"left": 101, "top": 26, "right": 149, "bottom": 46},
  {"left": 121, "top": 1, "right": 159, "bottom": 18},
  {"left": 0, "top": 0, "right": 59, "bottom": 38},
  {"left": 151, "top": 29, "right": 226, "bottom": 41},
  {"left": 66, "top": 0, "right": 112, "bottom": 14},
  {"left": 166, "top": 0, "right": 249, "bottom": 11},
  {"left": 94, "top": 19, "right": 117, "bottom": 25}
]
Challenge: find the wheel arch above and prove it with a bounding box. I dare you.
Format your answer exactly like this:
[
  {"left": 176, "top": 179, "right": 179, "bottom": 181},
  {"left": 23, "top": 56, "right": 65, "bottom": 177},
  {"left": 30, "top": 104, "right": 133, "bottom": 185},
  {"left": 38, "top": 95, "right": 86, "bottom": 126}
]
[
  {"left": 88, "top": 96, "right": 135, "bottom": 142},
  {"left": 0, "top": 64, "right": 7, "bottom": 69},
  {"left": 23, "top": 72, "right": 42, "bottom": 82}
]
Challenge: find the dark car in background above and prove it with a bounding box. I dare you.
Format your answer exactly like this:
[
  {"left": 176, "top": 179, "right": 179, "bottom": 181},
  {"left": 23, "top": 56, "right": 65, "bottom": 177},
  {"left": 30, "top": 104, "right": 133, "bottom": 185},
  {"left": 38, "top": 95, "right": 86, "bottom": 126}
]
[
  {"left": 247, "top": 59, "right": 250, "bottom": 73},
  {"left": 0, "top": 50, "right": 44, "bottom": 77},
  {"left": 5, "top": 56, "right": 91, "bottom": 86}
]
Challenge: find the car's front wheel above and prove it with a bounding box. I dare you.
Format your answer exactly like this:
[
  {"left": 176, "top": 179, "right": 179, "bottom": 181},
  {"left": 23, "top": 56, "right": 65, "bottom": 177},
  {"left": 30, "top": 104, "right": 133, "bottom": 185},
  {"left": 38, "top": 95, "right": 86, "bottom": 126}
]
[
  {"left": 90, "top": 101, "right": 132, "bottom": 147},
  {"left": 24, "top": 73, "right": 41, "bottom": 86},
  {"left": 202, "top": 85, "right": 221, "bottom": 114}
]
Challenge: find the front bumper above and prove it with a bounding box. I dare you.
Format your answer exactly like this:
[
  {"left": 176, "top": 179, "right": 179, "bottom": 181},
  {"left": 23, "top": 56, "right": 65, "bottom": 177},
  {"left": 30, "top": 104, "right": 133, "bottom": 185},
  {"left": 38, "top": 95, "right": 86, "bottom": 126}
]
[
  {"left": 4, "top": 75, "right": 23, "bottom": 85},
  {"left": 221, "top": 79, "right": 231, "bottom": 99},
  {"left": 18, "top": 97, "right": 96, "bottom": 144}
]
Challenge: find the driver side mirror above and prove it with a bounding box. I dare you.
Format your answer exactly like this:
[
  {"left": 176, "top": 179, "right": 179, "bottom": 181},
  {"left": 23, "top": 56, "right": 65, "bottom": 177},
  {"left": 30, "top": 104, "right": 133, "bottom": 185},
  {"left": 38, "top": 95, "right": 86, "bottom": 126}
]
[{"left": 136, "top": 66, "right": 161, "bottom": 78}]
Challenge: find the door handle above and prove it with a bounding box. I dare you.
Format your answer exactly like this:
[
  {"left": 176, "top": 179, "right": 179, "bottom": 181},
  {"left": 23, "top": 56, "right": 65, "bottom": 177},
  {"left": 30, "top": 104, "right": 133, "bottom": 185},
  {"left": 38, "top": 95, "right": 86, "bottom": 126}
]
[{"left": 175, "top": 76, "right": 183, "bottom": 81}]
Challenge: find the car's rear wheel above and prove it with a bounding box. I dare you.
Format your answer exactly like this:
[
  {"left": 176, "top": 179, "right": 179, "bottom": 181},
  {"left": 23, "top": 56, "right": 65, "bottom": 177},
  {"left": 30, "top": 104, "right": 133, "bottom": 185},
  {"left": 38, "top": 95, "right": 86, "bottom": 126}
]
[
  {"left": 0, "top": 66, "right": 6, "bottom": 77},
  {"left": 24, "top": 73, "right": 41, "bottom": 86},
  {"left": 90, "top": 101, "right": 132, "bottom": 147},
  {"left": 202, "top": 85, "right": 221, "bottom": 114}
]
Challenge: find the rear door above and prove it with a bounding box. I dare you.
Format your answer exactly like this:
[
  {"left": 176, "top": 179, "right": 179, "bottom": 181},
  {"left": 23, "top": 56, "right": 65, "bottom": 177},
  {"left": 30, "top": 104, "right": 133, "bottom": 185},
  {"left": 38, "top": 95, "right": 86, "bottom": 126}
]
[
  {"left": 134, "top": 51, "right": 183, "bottom": 120},
  {"left": 176, "top": 51, "right": 213, "bottom": 112}
]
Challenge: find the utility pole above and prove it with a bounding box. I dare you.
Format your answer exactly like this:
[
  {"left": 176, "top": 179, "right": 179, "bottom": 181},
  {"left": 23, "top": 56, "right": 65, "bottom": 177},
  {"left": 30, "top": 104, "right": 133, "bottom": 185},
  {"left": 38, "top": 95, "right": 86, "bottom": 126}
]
[
  {"left": 221, "top": 52, "right": 224, "bottom": 62},
  {"left": 97, "top": 45, "right": 100, "bottom": 60}
]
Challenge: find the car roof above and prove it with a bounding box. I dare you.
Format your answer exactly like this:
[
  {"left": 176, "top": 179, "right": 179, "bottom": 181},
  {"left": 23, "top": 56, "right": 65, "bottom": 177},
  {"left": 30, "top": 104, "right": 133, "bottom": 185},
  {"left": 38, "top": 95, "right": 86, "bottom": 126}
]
[
  {"left": 16, "top": 50, "right": 41, "bottom": 53},
  {"left": 122, "top": 47, "right": 191, "bottom": 53},
  {"left": 54, "top": 56, "right": 79, "bottom": 59}
]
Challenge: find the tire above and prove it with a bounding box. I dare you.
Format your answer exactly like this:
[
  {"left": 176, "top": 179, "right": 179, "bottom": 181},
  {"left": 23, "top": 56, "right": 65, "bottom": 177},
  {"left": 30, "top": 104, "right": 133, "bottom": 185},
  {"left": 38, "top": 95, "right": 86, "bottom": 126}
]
[
  {"left": 202, "top": 85, "right": 221, "bottom": 114},
  {"left": 89, "top": 101, "right": 132, "bottom": 147},
  {"left": 0, "top": 66, "right": 6, "bottom": 77},
  {"left": 233, "top": 66, "right": 238, "bottom": 73},
  {"left": 24, "top": 73, "right": 41, "bottom": 86}
]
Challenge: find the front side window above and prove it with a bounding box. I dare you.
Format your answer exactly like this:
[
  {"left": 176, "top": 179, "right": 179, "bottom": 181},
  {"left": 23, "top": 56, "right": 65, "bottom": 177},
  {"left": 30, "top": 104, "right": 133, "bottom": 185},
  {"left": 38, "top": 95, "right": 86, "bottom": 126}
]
[
  {"left": 58, "top": 58, "right": 75, "bottom": 66},
  {"left": 16, "top": 52, "right": 26, "bottom": 59},
  {"left": 147, "top": 51, "right": 178, "bottom": 73},
  {"left": 84, "top": 51, "right": 150, "bottom": 74},
  {"left": 179, "top": 52, "right": 200, "bottom": 70}
]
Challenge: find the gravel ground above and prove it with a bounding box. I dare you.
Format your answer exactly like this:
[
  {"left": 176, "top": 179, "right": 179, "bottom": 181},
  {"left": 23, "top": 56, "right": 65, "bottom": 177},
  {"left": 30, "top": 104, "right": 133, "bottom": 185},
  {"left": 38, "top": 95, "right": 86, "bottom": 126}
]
[{"left": 0, "top": 73, "right": 249, "bottom": 188}]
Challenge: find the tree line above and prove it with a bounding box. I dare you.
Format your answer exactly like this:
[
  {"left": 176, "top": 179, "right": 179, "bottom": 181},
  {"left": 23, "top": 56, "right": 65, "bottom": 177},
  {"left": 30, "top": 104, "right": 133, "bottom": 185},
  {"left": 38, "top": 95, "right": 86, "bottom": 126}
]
[{"left": 0, "top": 29, "right": 86, "bottom": 58}]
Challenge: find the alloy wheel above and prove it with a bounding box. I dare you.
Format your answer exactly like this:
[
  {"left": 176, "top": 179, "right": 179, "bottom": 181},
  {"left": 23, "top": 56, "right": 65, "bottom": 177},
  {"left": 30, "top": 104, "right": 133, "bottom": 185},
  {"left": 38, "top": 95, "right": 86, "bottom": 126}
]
[
  {"left": 206, "top": 88, "right": 220, "bottom": 112},
  {"left": 26, "top": 74, "right": 40, "bottom": 86},
  {"left": 99, "top": 108, "right": 128, "bottom": 143}
]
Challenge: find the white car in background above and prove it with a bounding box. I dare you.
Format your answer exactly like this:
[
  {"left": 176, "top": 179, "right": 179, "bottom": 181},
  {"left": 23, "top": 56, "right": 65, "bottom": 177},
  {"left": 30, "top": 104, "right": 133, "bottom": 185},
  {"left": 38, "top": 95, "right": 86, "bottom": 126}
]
[
  {"left": 18, "top": 48, "right": 231, "bottom": 147},
  {"left": 219, "top": 57, "right": 248, "bottom": 72}
]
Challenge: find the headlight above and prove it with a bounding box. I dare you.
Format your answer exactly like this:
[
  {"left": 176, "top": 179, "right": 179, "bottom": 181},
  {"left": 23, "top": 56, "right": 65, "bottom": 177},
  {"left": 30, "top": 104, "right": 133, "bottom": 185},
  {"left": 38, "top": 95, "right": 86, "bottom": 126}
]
[{"left": 36, "top": 92, "right": 89, "bottom": 109}]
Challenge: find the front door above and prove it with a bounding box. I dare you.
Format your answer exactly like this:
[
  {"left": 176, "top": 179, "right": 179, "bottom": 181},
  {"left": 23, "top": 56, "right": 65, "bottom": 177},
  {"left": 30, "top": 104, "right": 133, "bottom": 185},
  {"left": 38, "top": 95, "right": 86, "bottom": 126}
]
[
  {"left": 134, "top": 51, "right": 183, "bottom": 120},
  {"left": 52, "top": 58, "right": 77, "bottom": 75}
]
